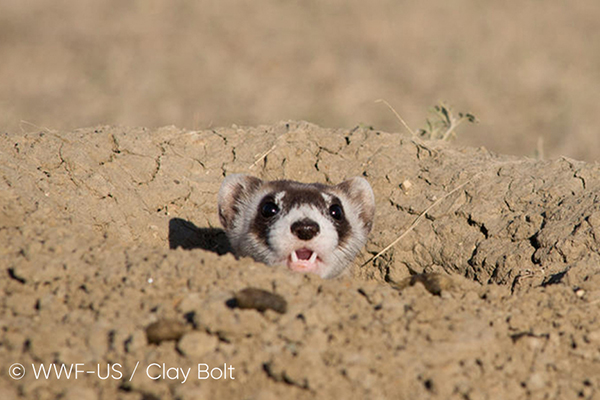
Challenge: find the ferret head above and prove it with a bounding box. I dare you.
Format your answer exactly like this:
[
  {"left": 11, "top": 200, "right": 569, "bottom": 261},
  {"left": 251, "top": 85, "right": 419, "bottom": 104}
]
[{"left": 218, "top": 174, "right": 375, "bottom": 279}]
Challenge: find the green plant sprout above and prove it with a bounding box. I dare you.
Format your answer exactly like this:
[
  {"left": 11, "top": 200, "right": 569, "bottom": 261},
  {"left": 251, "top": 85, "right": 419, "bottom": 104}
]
[{"left": 417, "top": 103, "right": 477, "bottom": 141}]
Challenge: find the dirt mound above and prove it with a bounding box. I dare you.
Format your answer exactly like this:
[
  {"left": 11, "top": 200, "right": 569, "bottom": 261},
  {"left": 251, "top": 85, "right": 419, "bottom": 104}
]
[{"left": 1, "top": 122, "right": 599, "bottom": 399}]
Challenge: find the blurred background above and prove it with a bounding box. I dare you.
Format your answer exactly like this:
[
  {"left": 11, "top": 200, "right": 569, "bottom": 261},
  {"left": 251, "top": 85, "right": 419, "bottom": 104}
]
[{"left": 1, "top": 0, "right": 598, "bottom": 161}]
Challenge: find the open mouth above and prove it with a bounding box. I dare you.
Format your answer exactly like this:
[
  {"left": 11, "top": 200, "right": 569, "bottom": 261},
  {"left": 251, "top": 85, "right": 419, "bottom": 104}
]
[{"left": 287, "top": 248, "right": 320, "bottom": 273}]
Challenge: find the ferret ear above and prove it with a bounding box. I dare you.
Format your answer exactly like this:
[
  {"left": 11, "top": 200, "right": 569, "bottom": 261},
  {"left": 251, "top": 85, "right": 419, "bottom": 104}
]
[
  {"left": 336, "top": 177, "right": 376, "bottom": 232},
  {"left": 218, "top": 174, "right": 263, "bottom": 230}
]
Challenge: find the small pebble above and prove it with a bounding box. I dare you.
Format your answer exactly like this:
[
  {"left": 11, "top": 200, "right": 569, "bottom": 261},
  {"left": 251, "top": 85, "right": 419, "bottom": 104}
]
[{"left": 400, "top": 179, "right": 412, "bottom": 193}]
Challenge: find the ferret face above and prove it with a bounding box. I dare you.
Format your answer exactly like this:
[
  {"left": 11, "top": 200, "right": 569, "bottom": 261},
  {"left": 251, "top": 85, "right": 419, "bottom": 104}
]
[{"left": 218, "top": 174, "right": 375, "bottom": 278}]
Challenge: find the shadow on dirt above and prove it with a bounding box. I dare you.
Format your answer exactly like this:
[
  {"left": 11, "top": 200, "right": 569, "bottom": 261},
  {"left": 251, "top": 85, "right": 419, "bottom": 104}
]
[{"left": 168, "top": 218, "right": 232, "bottom": 255}]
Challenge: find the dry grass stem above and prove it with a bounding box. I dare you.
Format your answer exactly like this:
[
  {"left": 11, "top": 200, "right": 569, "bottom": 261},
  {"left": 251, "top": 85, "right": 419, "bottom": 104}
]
[
  {"left": 375, "top": 99, "right": 415, "bottom": 136},
  {"left": 250, "top": 144, "right": 277, "bottom": 169},
  {"left": 363, "top": 174, "right": 479, "bottom": 267},
  {"left": 19, "top": 120, "right": 54, "bottom": 133}
]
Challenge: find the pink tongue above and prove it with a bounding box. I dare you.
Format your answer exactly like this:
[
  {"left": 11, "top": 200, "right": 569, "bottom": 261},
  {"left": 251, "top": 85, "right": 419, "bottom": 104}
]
[
  {"left": 288, "top": 249, "right": 319, "bottom": 274},
  {"left": 296, "top": 249, "right": 313, "bottom": 260}
]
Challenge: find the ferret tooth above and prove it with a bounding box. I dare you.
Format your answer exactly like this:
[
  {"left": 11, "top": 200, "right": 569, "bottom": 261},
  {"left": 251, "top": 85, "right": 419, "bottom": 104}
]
[
  {"left": 309, "top": 251, "right": 318, "bottom": 263},
  {"left": 291, "top": 251, "right": 298, "bottom": 262}
]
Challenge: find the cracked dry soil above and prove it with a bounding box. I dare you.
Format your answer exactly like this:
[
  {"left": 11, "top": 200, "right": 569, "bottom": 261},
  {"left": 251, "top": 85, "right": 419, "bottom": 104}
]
[{"left": 1, "top": 121, "right": 600, "bottom": 399}]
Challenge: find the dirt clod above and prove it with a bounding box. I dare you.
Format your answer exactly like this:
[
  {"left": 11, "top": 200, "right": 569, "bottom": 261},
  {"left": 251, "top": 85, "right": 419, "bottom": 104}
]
[
  {"left": 230, "top": 288, "right": 288, "bottom": 314},
  {"left": 146, "top": 319, "right": 190, "bottom": 345},
  {"left": 391, "top": 273, "right": 456, "bottom": 295}
]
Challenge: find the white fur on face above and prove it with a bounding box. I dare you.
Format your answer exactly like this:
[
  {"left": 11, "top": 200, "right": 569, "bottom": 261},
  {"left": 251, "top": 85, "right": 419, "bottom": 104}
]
[
  {"left": 218, "top": 175, "right": 375, "bottom": 279},
  {"left": 267, "top": 204, "right": 339, "bottom": 278},
  {"left": 239, "top": 193, "right": 367, "bottom": 278}
]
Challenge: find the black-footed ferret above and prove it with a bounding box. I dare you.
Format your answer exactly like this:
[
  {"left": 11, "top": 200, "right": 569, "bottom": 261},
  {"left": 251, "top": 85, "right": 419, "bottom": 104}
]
[{"left": 218, "top": 174, "right": 375, "bottom": 278}]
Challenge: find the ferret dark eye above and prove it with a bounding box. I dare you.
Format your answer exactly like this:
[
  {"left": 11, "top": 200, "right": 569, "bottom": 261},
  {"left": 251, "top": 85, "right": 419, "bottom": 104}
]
[
  {"left": 261, "top": 201, "right": 279, "bottom": 218},
  {"left": 329, "top": 204, "right": 344, "bottom": 220}
]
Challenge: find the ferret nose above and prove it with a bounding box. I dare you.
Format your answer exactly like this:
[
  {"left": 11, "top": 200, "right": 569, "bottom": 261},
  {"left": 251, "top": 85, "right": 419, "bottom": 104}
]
[{"left": 291, "top": 218, "right": 320, "bottom": 241}]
